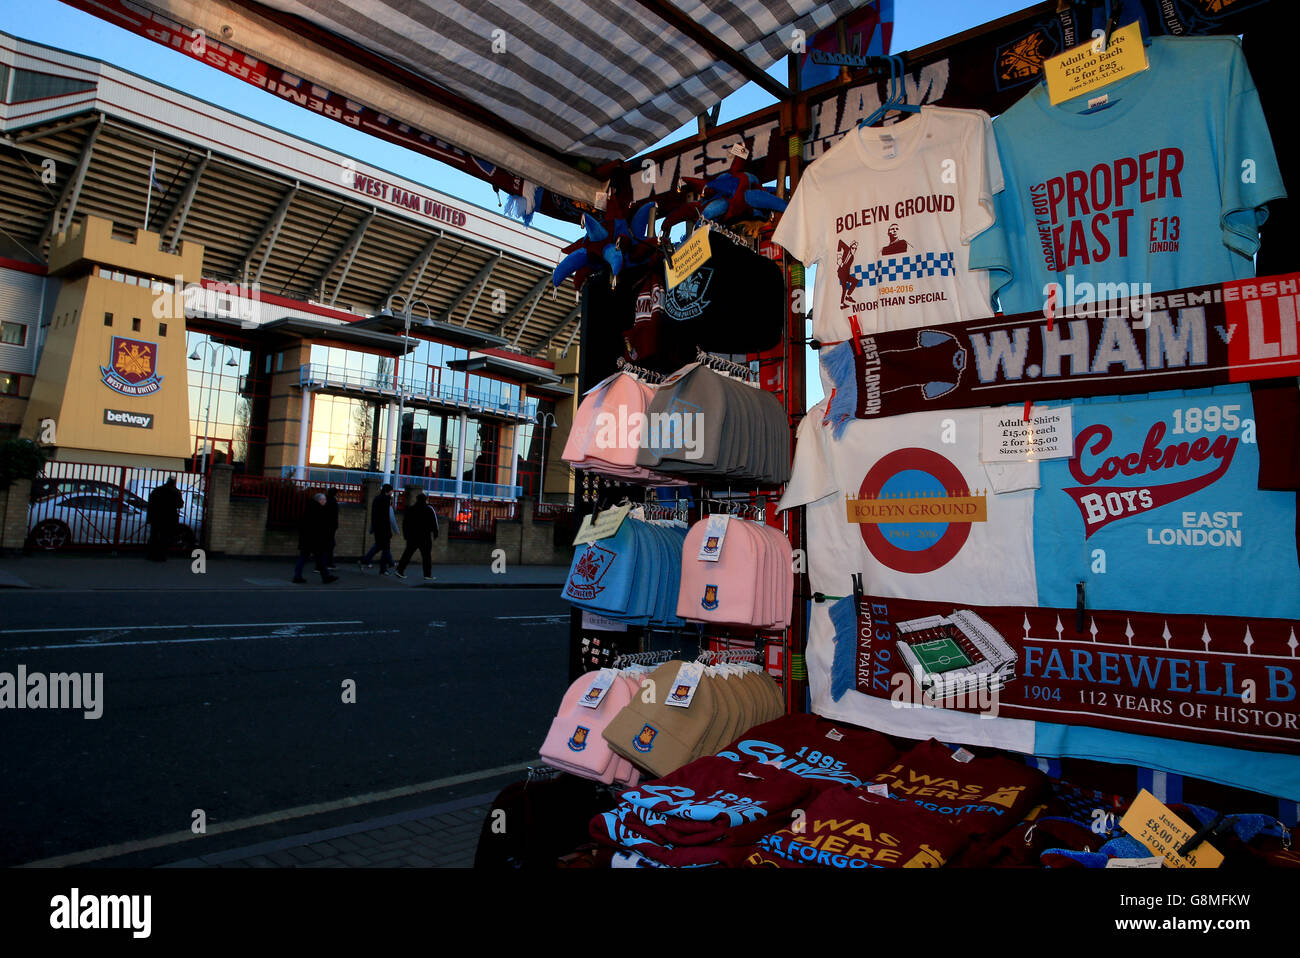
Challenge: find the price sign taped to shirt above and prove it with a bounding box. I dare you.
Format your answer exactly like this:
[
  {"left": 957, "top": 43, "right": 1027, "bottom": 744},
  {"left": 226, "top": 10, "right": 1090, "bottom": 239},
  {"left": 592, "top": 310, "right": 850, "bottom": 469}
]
[
  {"left": 1044, "top": 21, "right": 1149, "bottom": 106},
  {"left": 1119, "top": 789, "right": 1223, "bottom": 869},
  {"left": 665, "top": 225, "right": 712, "bottom": 289},
  {"left": 572, "top": 503, "right": 632, "bottom": 545},
  {"left": 981, "top": 405, "right": 1073, "bottom": 463}
]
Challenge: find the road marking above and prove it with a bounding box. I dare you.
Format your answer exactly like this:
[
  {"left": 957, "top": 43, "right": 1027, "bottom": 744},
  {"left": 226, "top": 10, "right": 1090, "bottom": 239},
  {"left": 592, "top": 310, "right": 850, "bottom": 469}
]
[
  {"left": 2, "top": 629, "right": 399, "bottom": 652},
  {"left": 0, "top": 620, "right": 365, "bottom": 635},
  {"left": 18, "top": 759, "right": 536, "bottom": 868},
  {"left": 495, "top": 614, "right": 570, "bottom": 620}
]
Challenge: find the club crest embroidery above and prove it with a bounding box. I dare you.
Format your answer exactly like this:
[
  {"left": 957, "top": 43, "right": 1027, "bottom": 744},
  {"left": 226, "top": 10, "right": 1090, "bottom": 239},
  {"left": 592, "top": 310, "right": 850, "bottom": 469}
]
[
  {"left": 702, "top": 584, "right": 719, "bottom": 610},
  {"left": 663, "top": 267, "right": 713, "bottom": 321},
  {"left": 567, "top": 726, "right": 589, "bottom": 751},
  {"left": 100, "top": 337, "right": 163, "bottom": 396},
  {"left": 565, "top": 544, "right": 616, "bottom": 601},
  {"left": 634, "top": 724, "right": 658, "bottom": 752}
]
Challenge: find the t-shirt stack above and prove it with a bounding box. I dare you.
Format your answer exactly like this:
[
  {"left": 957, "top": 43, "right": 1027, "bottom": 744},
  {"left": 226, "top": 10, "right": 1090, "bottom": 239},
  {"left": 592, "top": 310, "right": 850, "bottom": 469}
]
[
  {"left": 635, "top": 362, "right": 791, "bottom": 485},
  {"left": 592, "top": 755, "right": 817, "bottom": 868},
  {"left": 676, "top": 515, "right": 793, "bottom": 629},
  {"left": 561, "top": 517, "right": 689, "bottom": 627}
]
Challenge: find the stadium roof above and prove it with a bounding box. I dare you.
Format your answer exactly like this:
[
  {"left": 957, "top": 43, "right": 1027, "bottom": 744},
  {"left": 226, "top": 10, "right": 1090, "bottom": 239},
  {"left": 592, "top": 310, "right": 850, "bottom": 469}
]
[{"left": 0, "top": 31, "right": 584, "bottom": 357}]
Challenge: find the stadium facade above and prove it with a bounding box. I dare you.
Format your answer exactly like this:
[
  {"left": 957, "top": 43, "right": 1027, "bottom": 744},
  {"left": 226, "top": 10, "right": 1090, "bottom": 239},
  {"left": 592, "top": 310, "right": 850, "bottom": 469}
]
[{"left": 0, "top": 30, "right": 581, "bottom": 503}]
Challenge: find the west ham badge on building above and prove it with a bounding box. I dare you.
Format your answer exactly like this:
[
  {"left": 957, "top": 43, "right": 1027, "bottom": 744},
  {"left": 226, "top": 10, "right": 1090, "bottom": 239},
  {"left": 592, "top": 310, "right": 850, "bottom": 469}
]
[{"left": 100, "top": 337, "right": 163, "bottom": 396}]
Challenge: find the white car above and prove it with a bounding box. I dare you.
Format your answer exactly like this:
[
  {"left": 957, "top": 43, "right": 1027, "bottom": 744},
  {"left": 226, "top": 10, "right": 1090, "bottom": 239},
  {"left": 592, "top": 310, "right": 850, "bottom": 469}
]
[{"left": 27, "top": 491, "right": 198, "bottom": 550}]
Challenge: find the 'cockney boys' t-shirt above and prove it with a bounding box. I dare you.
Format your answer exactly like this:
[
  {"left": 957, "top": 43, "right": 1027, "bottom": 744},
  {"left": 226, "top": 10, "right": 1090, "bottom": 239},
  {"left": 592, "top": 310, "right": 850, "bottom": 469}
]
[
  {"left": 775, "top": 105, "right": 1003, "bottom": 345},
  {"left": 970, "top": 36, "right": 1286, "bottom": 316}
]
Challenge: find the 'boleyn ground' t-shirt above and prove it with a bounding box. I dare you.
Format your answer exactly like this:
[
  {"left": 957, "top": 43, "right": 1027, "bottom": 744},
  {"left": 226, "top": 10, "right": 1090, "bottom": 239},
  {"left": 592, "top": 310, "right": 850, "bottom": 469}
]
[
  {"left": 778, "top": 401, "right": 1040, "bottom": 605},
  {"left": 774, "top": 105, "right": 1004, "bottom": 345}
]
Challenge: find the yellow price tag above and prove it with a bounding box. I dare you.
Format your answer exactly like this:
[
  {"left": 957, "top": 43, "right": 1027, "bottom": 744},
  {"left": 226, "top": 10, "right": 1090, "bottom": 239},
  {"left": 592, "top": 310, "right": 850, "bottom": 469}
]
[
  {"left": 1118, "top": 789, "right": 1224, "bottom": 869},
  {"left": 1043, "top": 21, "right": 1149, "bottom": 107},
  {"left": 572, "top": 503, "right": 632, "bottom": 546},
  {"left": 665, "top": 225, "right": 712, "bottom": 289}
]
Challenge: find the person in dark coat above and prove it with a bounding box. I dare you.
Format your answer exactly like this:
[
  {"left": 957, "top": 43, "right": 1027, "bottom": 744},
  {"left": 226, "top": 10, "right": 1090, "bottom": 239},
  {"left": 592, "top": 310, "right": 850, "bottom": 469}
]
[
  {"left": 360, "top": 483, "right": 396, "bottom": 575},
  {"left": 294, "top": 492, "right": 337, "bottom": 584},
  {"left": 395, "top": 493, "right": 439, "bottom": 580},
  {"left": 146, "top": 477, "right": 184, "bottom": 562},
  {"left": 322, "top": 488, "right": 340, "bottom": 569}
]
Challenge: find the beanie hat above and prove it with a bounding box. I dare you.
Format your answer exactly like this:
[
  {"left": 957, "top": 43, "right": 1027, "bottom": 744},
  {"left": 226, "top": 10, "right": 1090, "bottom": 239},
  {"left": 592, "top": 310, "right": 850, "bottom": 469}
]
[{"left": 603, "top": 660, "right": 718, "bottom": 778}]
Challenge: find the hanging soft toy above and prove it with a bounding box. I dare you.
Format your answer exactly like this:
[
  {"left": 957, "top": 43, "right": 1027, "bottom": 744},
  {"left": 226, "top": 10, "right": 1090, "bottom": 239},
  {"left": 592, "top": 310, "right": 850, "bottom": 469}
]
[
  {"left": 658, "top": 153, "right": 788, "bottom": 239},
  {"left": 552, "top": 190, "right": 657, "bottom": 292}
]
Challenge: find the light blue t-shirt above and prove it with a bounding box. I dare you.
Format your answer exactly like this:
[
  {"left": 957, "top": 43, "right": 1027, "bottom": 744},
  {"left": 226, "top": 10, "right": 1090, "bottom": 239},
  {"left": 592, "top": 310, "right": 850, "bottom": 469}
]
[
  {"left": 971, "top": 36, "right": 1286, "bottom": 316},
  {"left": 1034, "top": 387, "right": 1300, "bottom": 620}
]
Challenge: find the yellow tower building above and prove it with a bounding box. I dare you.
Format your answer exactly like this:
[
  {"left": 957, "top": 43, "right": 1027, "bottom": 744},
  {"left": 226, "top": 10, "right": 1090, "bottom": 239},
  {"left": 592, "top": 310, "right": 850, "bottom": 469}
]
[{"left": 22, "top": 216, "right": 202, "bottom": 468}]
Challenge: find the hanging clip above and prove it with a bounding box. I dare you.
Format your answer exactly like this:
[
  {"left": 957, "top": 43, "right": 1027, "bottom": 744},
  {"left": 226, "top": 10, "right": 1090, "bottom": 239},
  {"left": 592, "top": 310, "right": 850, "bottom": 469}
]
[
  {"left": 1076, "top": 581, "right": 1087, "bottom": 633},
  {"left": 851, "top": 572, "right": 864, "bottom": 611}
]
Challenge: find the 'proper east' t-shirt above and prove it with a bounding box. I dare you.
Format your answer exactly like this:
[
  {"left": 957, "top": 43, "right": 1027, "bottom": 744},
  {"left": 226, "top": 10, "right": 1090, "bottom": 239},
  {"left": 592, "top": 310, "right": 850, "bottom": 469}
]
[{"left": 774, "top": 105, "right": 1003, "bottom": 345}]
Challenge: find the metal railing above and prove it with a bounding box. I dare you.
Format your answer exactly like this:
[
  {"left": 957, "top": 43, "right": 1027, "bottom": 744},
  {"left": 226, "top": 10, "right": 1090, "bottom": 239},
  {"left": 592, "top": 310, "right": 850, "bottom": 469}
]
[
  {"left": 27, "top": 461, "right": 207, "bottom": 551},
  {"left": 281, "top": 465, "right": 521, "bottom": 502},
  {"left": 299, "top": 363, "right": 539, "bottom": 420},
  {"left": 428, "top": 497, "right": 518, "bottom": 539}
]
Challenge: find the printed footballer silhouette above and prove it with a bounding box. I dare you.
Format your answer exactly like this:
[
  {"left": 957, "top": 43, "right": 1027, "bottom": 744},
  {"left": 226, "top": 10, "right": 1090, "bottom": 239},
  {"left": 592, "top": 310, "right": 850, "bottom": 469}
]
[{"left": 837, "top": 240, "right": 859, "bottom": 307}]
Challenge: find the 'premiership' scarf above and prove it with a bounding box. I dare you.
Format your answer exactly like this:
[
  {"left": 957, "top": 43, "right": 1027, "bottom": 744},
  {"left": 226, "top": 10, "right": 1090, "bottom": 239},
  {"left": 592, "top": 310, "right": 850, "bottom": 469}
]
[{"left": 821, "top": 274, "right": 1300, "bottom": 436}]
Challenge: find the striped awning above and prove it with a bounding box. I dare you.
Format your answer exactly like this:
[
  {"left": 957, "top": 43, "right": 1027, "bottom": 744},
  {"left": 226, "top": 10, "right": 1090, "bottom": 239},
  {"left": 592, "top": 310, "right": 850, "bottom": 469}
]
[{"left": 253, "top": 0, "right": 863, "bottom": 160}]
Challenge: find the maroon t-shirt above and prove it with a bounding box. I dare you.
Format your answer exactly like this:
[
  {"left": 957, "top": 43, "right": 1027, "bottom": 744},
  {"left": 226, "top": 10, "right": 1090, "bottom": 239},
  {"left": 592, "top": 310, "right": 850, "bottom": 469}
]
[
  {"left": 868, "top": 739, "right": 1050, "bottom": 843},
  {"left": 590, "top": 756, "right": 817, "bottom": 866},
  {"left": 747, "top": 785, "right": 970, "bottom": 869},
  {"left": 716, "top": 713, "right": 898, "bottom": 789}
]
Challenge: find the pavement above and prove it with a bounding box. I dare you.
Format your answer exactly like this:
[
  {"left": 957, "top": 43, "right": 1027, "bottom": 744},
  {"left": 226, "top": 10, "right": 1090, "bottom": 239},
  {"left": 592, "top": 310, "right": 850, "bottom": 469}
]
[
  {"left": 0, "top": 552, "right": 570, "bottom": 591},
  {"left": 3, "top": 553, "right": 572, "bottom": 869}
]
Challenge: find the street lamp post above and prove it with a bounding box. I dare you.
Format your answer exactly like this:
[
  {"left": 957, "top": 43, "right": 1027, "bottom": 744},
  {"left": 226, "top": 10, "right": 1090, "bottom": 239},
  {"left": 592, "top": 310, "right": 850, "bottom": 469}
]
[
  {"left": 535, "top": 411, "right": 557, "bottom": 503},
  {"left": 188, "top": 339, "right": 240, "bottom": 474},
  {"left": 380, "top": 296, "right": 435, "bottom": 486}
]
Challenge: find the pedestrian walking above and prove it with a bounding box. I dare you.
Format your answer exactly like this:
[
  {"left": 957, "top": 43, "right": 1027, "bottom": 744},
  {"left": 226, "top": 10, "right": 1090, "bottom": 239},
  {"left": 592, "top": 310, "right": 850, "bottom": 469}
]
[
  {"left": 145, "top": 477, "right": 184, "bottom": 562},
  {"left": 322, "top": 488, "right": 340, "bottom": 569},
  {"left": 360, "top": 483, "right": 397, "bottom": 575},
  {"left": 394, "top": 493, "right": 439, "bottom": 580},
  {"left": 293, "top": 492, "right": 338, "bottom": 584}
]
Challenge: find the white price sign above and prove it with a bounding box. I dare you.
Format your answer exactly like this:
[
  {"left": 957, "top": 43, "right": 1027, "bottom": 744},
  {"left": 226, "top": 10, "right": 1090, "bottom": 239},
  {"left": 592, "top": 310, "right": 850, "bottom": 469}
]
[{"left": 981, "top": 405, "right": 1074, "bottom": 463}]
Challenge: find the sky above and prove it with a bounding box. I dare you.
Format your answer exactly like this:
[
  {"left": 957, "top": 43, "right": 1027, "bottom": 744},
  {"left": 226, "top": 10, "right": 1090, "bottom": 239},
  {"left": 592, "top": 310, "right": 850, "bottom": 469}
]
[{"left": 1, "top": 0, "right": 1029, "bottom": 403}]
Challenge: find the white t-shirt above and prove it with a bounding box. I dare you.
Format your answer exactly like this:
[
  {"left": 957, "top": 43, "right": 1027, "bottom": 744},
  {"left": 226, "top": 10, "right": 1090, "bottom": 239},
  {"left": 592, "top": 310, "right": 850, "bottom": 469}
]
[
  {"left": 778, "top": 400, "right": 1040, "bottom": 606},
  {"left": 774, "top": 105, "right": 1004, "bottom": 346}
]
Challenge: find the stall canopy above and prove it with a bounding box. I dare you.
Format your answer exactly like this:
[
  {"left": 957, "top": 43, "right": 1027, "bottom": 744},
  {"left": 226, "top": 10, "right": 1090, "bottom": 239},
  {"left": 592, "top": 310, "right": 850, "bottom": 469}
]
[{"left": 60, "top": 0, "right": 864, "bottom": 210}]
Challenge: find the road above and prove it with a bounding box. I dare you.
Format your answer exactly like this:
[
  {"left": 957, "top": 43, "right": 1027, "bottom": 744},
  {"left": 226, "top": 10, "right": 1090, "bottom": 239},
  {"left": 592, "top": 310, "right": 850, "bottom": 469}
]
[{"left": 0, "top": 585, "right": 570, "bottom": 866}]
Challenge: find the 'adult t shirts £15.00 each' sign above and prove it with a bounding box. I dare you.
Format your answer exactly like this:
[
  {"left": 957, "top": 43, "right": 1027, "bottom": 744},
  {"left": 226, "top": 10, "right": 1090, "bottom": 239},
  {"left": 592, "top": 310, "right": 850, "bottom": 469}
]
[
  {"left": 774, "top": 106, "right": 1004, "bottom": 345},
  {"left": 970, "top": 36, "right": 1286, "bottom": 317}
]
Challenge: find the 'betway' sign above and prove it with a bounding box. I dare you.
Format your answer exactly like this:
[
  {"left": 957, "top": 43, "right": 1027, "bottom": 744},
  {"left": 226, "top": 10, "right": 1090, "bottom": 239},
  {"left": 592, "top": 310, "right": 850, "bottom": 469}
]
[
  {"left": 351, "top": 172, "right": 468, "bottom": 228},
  {"left": 104, "top": 409, "right": 154, "bottom": 429}
]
